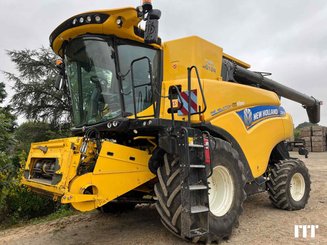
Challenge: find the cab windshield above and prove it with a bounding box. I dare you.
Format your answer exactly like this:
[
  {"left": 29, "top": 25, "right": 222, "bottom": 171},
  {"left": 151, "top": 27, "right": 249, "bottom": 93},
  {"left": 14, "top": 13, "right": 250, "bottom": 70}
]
[{"left": 65, "top": 36, "right": 160, "bottom": 127}]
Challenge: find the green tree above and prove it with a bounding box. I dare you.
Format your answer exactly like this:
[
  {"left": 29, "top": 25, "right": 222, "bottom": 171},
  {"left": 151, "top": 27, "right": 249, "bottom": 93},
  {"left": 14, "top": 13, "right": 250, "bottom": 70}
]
[
  {"left": 4, "top": 48, "right": 71, "bottom": 127},
  {"left": 0, "top": 82, "right": 15, "bottom": 153},
  {"left": 0, "top": 81, "right": 18, "bottom": 221},
  {"left": 0, "top": 81, "right": 60, "bottom": 227},
  {"left": 14, "top": 121, "right": 70, "bottom": 154},
  {"left": 0, "top": 82, "right": 7, "bottom": 103}
]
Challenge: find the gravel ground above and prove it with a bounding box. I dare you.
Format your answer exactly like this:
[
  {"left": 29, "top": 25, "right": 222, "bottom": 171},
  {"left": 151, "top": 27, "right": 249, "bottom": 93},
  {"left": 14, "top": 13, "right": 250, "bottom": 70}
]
[{"left": 0, "top": 152, "right": 326, "bottom": 245}]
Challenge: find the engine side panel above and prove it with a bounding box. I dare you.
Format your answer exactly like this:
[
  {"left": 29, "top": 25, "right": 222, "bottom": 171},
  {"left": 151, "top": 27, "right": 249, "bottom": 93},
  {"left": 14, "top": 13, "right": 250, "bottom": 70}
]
[
  {"left": 210, "top": 112, "right": 292, "bottom": 178},
  {"left": 204, "top": 80, "right": 293, "bottom": 178}
]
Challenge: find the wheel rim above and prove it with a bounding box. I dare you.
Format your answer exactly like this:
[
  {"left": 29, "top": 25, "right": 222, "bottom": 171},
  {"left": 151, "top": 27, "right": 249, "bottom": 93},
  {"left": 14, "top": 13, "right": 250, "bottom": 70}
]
[
  {"left": 290, "top": 172, "right": 305, "bottom": 201},
  {"left": 208, "top": 165, "right": 234, "bottom": 217}
]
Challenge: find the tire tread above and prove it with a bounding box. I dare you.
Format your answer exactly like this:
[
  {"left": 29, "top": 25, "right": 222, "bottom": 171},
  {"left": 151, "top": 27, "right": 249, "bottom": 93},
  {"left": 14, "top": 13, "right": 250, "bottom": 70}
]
[{"left": 267, "top": 159, "right": 311, "bottom": 210}]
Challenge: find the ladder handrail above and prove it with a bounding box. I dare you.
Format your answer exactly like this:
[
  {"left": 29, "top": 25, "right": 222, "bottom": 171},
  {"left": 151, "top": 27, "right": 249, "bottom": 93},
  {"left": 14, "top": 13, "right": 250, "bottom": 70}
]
[
  {"left": 187, "top": 66, "right": 207, "bottom": 125},
  {"left": 178, "top": 127, "right": 209, "bottom": 239}
]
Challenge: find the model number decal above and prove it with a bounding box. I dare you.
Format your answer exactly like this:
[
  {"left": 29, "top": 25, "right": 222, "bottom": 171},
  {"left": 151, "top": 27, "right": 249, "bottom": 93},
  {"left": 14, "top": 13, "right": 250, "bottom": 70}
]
[{"left": 211, "top": 101, "right": 245, "bottom": 116}]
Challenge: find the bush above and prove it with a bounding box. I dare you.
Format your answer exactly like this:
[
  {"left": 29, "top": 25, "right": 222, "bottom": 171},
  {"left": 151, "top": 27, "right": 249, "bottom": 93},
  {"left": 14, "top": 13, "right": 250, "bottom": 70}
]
[
  {"left": 0, "top": 122, "right": 71, "bottom": 228},
  {"left": 0, "top": 151, "right": 58, "bottom": 227}
]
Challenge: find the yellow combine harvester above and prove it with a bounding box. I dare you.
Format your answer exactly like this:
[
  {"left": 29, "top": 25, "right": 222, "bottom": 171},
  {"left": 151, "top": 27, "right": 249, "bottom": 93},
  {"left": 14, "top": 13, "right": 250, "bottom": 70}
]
[{"left": 21, "top": 1, "right": 321, "bottom": 242}]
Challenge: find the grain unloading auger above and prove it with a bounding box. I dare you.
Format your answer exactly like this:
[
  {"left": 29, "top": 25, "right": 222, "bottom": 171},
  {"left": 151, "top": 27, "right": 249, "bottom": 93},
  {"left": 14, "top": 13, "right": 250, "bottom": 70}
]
[
  {"left": 22, "top": 1, "right": 321, "bottom": 242},
  {"left": 222, "top": 59, "right": 321, "bottom": 124}
]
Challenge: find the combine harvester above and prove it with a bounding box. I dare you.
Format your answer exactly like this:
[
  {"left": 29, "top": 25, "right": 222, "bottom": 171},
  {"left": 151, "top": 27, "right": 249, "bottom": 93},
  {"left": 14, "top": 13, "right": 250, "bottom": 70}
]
[{"left": 22, "top": 1, "right": 321, "bottom": 243}]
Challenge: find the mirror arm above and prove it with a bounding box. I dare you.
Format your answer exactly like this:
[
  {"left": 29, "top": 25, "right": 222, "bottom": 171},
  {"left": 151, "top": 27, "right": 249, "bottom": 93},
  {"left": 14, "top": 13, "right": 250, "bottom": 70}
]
[
  {"left": 54, "top": 74, "right": 63, "bottom": 90},
  {"left": 54, "top": 62, "right": 67, "bottom": 90}
]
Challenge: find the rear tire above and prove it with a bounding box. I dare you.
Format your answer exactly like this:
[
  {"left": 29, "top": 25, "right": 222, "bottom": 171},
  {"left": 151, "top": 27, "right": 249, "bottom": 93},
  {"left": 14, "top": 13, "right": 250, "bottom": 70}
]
[
  {"left": 267, "top": 159, "right": 311, "bottom": 210},
  {"left": 154, "top": 138, "right": 246, "bottom": 243}
]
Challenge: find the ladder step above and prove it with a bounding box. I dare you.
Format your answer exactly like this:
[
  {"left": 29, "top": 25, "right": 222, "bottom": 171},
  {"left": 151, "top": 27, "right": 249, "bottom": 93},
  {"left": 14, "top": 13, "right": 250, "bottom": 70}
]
[
  {"left": 189, "top": 184, "right": 207, "bottom": 190},
  {"left": 189, "top": 144, "right": 204, "bottom": 148},
  {"left": 190, "top": 164, "right": 205, "bottom": 168},
  {"left": 191, "top": 205, "right": 209, "bottom": 214},
  {"left": 189, "top": 228, "right": 208, "bottom": 237}
]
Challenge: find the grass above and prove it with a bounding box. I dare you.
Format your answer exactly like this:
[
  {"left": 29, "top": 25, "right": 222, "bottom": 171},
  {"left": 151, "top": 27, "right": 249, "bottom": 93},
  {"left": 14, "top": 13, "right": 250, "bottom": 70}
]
[{"left": 28, "top": 207, "right": 76, "bottom": 225}]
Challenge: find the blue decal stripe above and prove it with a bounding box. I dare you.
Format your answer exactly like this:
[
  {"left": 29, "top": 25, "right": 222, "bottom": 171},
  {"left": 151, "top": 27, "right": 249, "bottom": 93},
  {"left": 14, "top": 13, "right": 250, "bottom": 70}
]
[{"left": 237, "top": 105, "right": 286, "bottom": 129}]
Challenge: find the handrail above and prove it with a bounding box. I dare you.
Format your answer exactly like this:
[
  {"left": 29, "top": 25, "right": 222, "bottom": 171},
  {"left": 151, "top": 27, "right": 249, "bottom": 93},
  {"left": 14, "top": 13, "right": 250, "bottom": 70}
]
[{"left": 187, "top": 66, "right": 207, "bottom": 125}]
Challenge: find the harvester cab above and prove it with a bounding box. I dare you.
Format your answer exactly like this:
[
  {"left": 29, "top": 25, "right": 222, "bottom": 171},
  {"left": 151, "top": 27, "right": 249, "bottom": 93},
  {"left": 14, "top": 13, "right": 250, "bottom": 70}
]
[
  {"left": 22, "top": 1, "right": 165, "bottom": 211},
  {"left": 21, "top": 1, "right": 321, "bottom": 243}
]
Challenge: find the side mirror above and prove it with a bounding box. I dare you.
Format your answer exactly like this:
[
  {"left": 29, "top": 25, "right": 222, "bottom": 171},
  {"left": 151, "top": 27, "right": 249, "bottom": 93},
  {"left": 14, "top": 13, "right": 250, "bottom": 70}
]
[
  {"left": 129, "top": 56, "right": 154, "bottom": 117},
  {"left": 131, "top": 57, "right": 152, "bottom": 86},
  {"left": 144, "top": 9, "right": 161, "bottom": 44}
]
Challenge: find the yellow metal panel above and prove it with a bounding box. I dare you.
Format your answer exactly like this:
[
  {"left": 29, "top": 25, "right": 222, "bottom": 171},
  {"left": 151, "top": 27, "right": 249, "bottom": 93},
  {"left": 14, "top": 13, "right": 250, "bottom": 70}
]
[
  {"left": 163, "top": 36, "right": 223, "bottom": 81},
  {"left": 159, "top": 78, "right": 281, "bottom": 123},
  {"left": 52, "top": 7, "right": 161, "bottom": 56},
  {"left": 22, "top": 137, "right": 83, "bottom": 196},
  {"left": 283, "top": 113, "right": 294, "bottom": 139},
  {"left": 93, "top": 141, "right": 152, "bottom": 174},
  {"left": 21, "top": 178, "right": 64, "bottom": 196},
  {"left": 127, "top": 105, "right": 155, "bottom": 119},
  {"left": 198, "top": 79, "right": 293, "bottom": 177},
  {"left": 64, "top": 141, "right": 155, "bottom": 211},
  {"left": 223, "top": 53, "right": 250, "bottom": 68},
  {"left": 211, "top": 112, "right": 291, "bottom": 178},
  {"left": 201, "top": 79, "right": 281, "bottom": 121}
]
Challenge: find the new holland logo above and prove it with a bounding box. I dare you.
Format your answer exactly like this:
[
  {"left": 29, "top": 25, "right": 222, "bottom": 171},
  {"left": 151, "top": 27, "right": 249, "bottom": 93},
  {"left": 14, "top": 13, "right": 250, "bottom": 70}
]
[
  {"left": 243, "top": 108, "right": 253, "bottom": 127},
  {"left": 237, "top": 105, "right": 286, "bottom": 129}
]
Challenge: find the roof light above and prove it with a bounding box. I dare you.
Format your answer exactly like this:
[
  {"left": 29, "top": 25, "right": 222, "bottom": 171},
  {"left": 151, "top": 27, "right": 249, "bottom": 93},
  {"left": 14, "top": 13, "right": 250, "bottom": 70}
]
[
  {"left": 95, "top": 15, "right": 101, "bottom": 23},
  {"left": 116, "top": 17, "right": 123, "bottom": 27},
  {"left": 49, "top": 13, "right": 110, "bottom": 47},
  {"left": 55, "top": 59, "right": 63, "bottom": 66}
]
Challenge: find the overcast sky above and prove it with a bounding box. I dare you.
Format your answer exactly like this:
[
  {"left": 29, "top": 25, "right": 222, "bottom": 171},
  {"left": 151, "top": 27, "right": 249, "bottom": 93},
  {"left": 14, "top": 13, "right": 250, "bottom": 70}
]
[{"left": 0, "top": 0, "right": 326, "bottom": 126}]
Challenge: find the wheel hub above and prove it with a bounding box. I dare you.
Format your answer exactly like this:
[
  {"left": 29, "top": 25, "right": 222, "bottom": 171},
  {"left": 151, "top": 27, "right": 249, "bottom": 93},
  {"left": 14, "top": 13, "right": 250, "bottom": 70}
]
[
  {"left": 208, "top": 165, "right": 234, "bottom": 217},
  {"left": 290, "top": 172, "right": 305, "bottom": 201}
]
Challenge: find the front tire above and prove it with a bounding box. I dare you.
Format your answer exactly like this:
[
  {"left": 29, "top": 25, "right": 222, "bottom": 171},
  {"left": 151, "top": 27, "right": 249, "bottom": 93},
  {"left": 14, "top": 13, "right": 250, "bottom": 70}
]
[
  {"left": 154, "top": 138, "right": 246, "bottom": 243},
  {"left": 267, "top": 159, "right": 311, "bottom": 210}
]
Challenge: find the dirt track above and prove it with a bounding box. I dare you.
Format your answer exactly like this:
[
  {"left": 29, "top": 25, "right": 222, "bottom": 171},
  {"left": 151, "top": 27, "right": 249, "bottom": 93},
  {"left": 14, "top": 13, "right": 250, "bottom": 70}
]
[{"left": 1, "top": 152, "right": 326, "bottom": 245}]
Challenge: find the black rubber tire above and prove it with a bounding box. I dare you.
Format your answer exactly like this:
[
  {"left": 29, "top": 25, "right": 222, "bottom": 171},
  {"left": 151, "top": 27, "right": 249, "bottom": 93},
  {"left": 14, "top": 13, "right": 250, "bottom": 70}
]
[
  {"left": 154, "top": 138, "right": 246, "bottom": 243},
  {"left": 98, "top": 202, "right": 136, "bottom": 213},
  {"left": 267, "top": 159, "right": 311, "bottom": 210}
]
